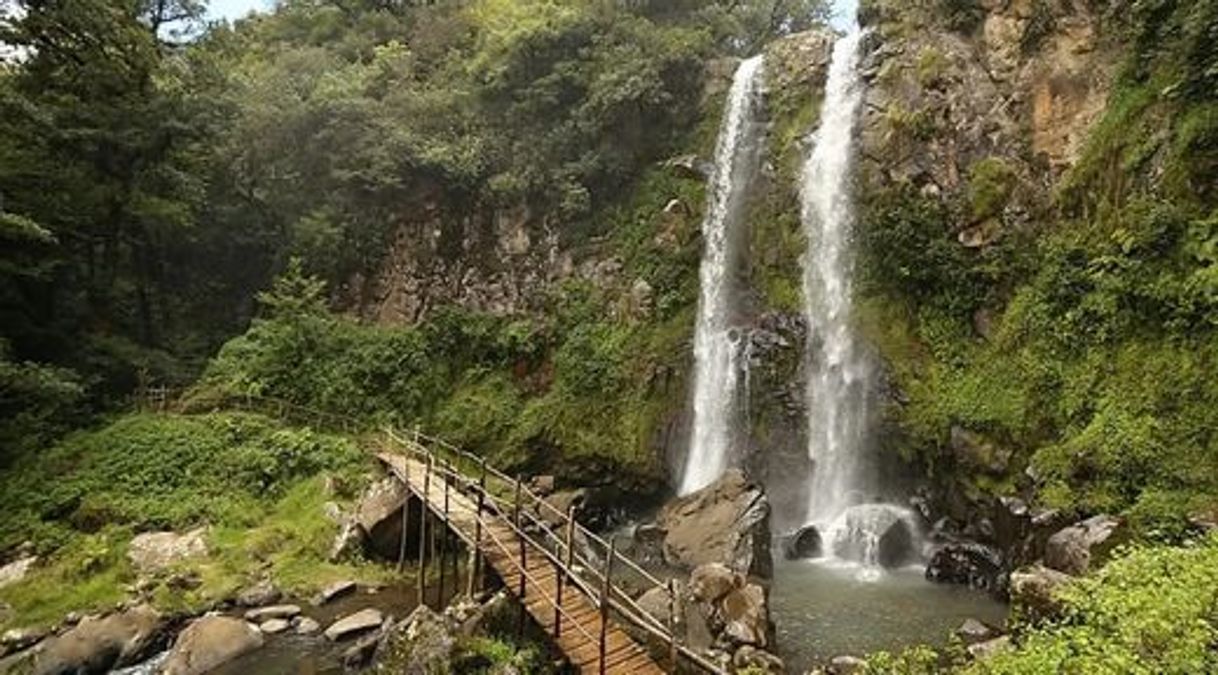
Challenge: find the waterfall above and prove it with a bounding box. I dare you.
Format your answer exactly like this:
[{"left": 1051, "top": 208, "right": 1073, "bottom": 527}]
[
  {"left": 679, "top": 55, "right": 766, "bottom": 496},
  {"left": 798, "top": 26, "right": 919, "bottom": 571}
]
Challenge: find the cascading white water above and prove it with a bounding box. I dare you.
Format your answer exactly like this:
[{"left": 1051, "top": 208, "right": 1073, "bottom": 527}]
[
  {"left": 799, "top": 28, "right": 869, "bottom": 523},
  {"left": 680, "top": 55, "right": 766, "bottom": 496},
  {"left": 798, "top": 26, "right": 921, "bottom": 572}
]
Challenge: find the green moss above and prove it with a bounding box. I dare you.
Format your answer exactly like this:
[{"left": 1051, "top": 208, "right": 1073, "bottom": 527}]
[
  {"left": 968, "top": 157, "right": 1017, "bottom": 222},
  {"left": 916, "top": 47, "right": 949, "bottom": 88}
]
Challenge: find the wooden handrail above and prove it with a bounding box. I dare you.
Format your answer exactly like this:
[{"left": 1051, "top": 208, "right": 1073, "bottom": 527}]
[{"left": 382, "top": 428, "right": 727, "bottom": 675}]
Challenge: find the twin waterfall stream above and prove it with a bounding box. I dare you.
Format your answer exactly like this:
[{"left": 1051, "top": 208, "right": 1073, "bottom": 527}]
[
  {"left": 682, "top": 25, "right": 919, "bottom": 574},
  {"left": 676, "top": 20, "right": 1008, "bottom": 667}
]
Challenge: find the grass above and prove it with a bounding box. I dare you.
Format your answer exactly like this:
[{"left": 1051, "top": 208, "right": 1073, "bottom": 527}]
[{"left": 0, "top": 412, "right": 400, "bottom": 631}]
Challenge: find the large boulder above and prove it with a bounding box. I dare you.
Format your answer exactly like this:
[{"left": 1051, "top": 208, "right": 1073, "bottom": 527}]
[
  {"left": 162, "top": 616, "right": 264, "bottom": 675},
  {"left": 33, "top": 605, "right": 164, "bottom": 675},
  {"left": 127, "top": 528, "right": 208, "bottom": 572},
  {"left": 354, "top": 478, "right": 410, "bottom": 560},
  {"left": 1044, "top": 515, "right": 1128, "bottom": 575},
  {"left": 656, "top": 469, "right": 773, "bottom": 578},
  {"left": 925, "top": 542, "right": 1005, "bottom": 592},
  {"left": 783, "top": 525, "right": 822, "bottom": 560}
]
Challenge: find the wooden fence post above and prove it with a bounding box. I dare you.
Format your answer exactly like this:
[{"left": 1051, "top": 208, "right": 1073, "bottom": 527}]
[
  {"left": 514, "top": 476, "right": 526, "bottom": 639},
  {"left": 555, "top": 505, "right": 576, "bottom": 639},
  {"left": 416, "top": 455, "right": 431, "bottom": 607},
  {"left": 668, "top": 578, "right": 680, "bottom": 671},
  {"left": 599, "top": 537, "right": 616, "bottom": 675},
  {"left": 439, "top": 463, "right": 450, "bottom": 606},
  {"left": 468, "top": 457, "right": 487, "bottom": 598},
  {"left": 397, "top": 461, "right": 410, "bottom": 573}
]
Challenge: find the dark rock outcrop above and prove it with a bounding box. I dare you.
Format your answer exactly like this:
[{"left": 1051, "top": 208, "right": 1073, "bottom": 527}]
[
  {"left": 783, "top": 525, "right": 823, "bottom": 560},
  {"left": 1010, "top": 564, "right": 1072, "bottom": 622},
  {"left": 925, "top": 541, "right": 1005, "bottom": 592},
  {"left": 655, "top": 469, "right": 773, "bottom": 578}
]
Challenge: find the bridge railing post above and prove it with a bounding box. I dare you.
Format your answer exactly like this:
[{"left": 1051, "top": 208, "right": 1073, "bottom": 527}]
[
  {"left": 554, "top": 505, "right": 576, "bottom": 639},
  {"left": 439, "top": 462, "right": 450, "bottom": 606},
  {"left": 599, "top": 537, "right": 616, "bottom": 675},
  {"left": 397, "top": 460, "right": 410, "bottom": 573},
  {"left": 514, "top": 476, "right": 526, "bottom": 639},
  {"left": 417, "top": 454, "right": 431, "bottom": 607},
  {"left": 469, "top": 457, "right": 487, "bottom": 598},
  {"left": 668, "top": 578, "right": 680, "bottom": 670}
]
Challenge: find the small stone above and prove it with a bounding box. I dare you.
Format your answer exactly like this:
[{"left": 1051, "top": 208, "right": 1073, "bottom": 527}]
[
  {"left": 259, "top": 619, "right": 290, "bottom": 635},
  {"left": 956, "top": 618, "right": 997, "bottom": 643},
  {"left": 244, "top": 605, "right": 301, "bottom": 623},
  {"left": 830, "top": 654, "right": 866, "bottom": 674},
  {"left": 967, "top": 635, "right": 1012, "bottom": 660},
  {"left": 324, "top": 608, "right": 384, "bottom": 641},
  {"left": 315, "top": 580, "right": 357, "bottom": 605},
  {"left": 2, "top": 626, "right": 48, "bottom": 655},
  {"left": 236, "top": 580, "right": 281, "bottom": 608},
  {"left": 294, "top": 617, "right": 321, "bottom": 635},
  {"left": 0, "top": 556, "right": 38, "bottom": 589}
]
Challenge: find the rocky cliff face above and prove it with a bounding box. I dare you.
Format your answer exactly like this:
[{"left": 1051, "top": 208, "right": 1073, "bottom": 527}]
[{"left": 858, "top": 0, "right": 1116, "bottom": 246}]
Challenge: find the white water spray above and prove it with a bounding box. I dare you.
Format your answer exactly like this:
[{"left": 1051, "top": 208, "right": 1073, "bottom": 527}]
[
  {"left": 798, "top": 27, "right": 920, "bottom": 571},
  {"left": 680, "top": 55, "right": 766, "bottom": 496}
]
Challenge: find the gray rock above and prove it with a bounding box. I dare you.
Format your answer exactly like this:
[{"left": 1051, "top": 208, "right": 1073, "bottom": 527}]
[
  {"left": 967, "top": 635, "right": 1012, "bottom": 660},
  {"left": 32, "top": 605, "right": 164, "bottom": 674},
  {"left": 354, "top": 478, "right": 410, "bottom": 560},
  {"left": 656, "top": 469, "right": 773, "bottom": 578},
  {"left": 244, "top": 605, "right": 302, "bottom": 623},
  {"left": 259, "top": 619, "right": 291, "bottom": 635},
  {"left": 127, "top": 528, "right": 208, "bottom": 572},
  {"left": 956, "top": 618, "right": 998, "bottom": 643},
  {"left": 376, "top": 605, "right": 457, "bottom": 673},
  {"left": 829, "top": 654, "right": 865, "bottom": 674},
  {"left": 294, "top": 617, "right": 321, "bottom": 635},
  {"left": 0, "top": 556, "right": 37, "bottom": 589},
  {"left": 1010, "top": 564, "right": 1072, "bottom": 622},
  {"left": 2, "top": 626, "right": 49, "bottom": 656},
  {"left": 341, "top": 630, "right": 382, "bottom": 669},
  {"left": 162, "top": 616, "right": 264, "bottom": 675},
  {"left": 315, "top": 580, "right": 357, "bottom": 605},
  {"left": 783, "top": 525, "right": 822, "bottom": 560},
  {"left": 236, "top": 579, "right": 281, "bottom": 608},
  {"left": 718, "top": 583, "right": 770, "bottom": 649},
  {"left": 324, "top": 608, "right": 384, "bottom": 641},
  {"left": 731, "top": 644, "right": 784, "bottom": 673},
  {"left": 1044, "top": 515, "right": 1128, "bottom": 575}
]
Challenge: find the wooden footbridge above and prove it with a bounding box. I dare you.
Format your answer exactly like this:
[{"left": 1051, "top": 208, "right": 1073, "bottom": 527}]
[{"left": 377, "top": 428, "right": 726, "bottom": 675}]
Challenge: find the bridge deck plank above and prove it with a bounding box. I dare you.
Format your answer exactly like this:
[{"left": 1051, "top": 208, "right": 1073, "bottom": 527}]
[{"left": 378, "top": 453, "right": 665, "bottom": 675}]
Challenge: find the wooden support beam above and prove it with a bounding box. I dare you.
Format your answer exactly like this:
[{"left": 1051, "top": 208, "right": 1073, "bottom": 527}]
[{"left": 599, "top": 537, "right": 616, "bottom": 675}]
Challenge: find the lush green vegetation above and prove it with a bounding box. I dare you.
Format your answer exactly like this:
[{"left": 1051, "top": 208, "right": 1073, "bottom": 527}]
[
  {"left": 0, "top": 411, "right": 387, "bottom": 630},
  {"left": 856, "top": 0, "right": 1218, "bottom": 534},
  {"left": 864, "top": 536, "right": 1218, "bottom": 674}
]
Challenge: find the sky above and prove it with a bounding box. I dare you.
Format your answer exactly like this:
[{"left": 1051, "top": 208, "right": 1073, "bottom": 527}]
[{"left": 208, "top": 0, "right": 269, "bottom": 22}]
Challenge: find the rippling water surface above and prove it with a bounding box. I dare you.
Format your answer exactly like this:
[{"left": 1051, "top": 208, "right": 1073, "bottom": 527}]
[{"left": 771, "top": 557, "right": 1008, "bottom": 670}]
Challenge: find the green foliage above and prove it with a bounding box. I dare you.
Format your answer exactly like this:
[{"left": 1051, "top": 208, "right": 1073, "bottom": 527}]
[
  {"left": 969, "top": 537, "right": 1218, "bottom": 674},
  {"left": 0, "top": 340, "right": 85, "bottom": 461},
  {"left": 968, "top": 158, "right": 1017, "bottom": 222},
  {"left": 859, "top": 0, "right": 1218, "bottom": 532},
  {"left": 0, "top": 412, "right": 365, "bottom": 554}
]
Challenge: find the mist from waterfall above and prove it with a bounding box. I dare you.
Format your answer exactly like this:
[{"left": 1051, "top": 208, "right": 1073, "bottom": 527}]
[
  {"left": 798, "top": 26, "right": 919, "bottom": 572},
  {"left": 679, "top": 54, "right": 766, "bottom": 496}
]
